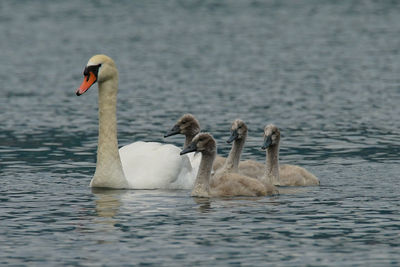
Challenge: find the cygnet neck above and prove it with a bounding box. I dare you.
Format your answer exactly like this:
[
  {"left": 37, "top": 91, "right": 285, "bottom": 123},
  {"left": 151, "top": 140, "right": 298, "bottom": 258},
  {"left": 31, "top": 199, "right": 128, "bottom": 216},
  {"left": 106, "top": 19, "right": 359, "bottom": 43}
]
[
  {"left": 184, "top": 132, "right": 197, "bottom": 149},
  {"left": 192, "top": 151, "right": 215, "bottom": 197},
  {"left": 224, "top": 135, "right": 246, "bottom": 172},
  {"left": 263, "top": 142, "right": 280, "bottom": 185}
]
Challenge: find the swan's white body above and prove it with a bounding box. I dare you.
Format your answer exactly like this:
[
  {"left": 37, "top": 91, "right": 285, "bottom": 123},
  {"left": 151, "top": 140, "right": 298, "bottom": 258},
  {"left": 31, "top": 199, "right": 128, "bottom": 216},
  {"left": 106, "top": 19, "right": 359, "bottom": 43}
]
[
  {"left": 186, "top": 152, "right": 201, "bottom": 178},
  {"left": 119, "top": 142, "right": 197, "bottom": 189},
  {"left": 77, "top": 55, "right": 197, "bottom": 189}
]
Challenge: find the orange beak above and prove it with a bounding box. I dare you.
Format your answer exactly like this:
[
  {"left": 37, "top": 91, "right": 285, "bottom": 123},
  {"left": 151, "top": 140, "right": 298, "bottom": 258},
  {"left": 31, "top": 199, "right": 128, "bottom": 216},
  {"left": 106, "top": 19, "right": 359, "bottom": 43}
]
[{"left": 76, "top": 72, "right": 97, "bottom": 96}]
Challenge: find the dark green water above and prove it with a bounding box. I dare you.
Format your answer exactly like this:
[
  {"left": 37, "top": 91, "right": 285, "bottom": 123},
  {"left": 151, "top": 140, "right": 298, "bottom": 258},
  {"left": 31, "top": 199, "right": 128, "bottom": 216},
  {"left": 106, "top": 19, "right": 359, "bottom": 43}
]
[{"left": 1, "top": 0, "right": 399, "bottom": 266}]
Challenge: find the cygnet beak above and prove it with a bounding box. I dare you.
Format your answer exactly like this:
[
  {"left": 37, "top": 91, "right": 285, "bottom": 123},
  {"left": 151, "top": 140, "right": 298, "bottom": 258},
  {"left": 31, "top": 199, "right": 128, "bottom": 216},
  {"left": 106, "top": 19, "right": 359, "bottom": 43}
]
[
  {"left": 261, "top": 135, "right": 272, "bottom": 150},
  {"left": 180, "top": 142, "right": 197, "bottom": 155},
  {"left": 227, "top": 130, "right": 238, "bottom": 144},
  {"left": 164, "top": 124, "right": 181, "bottom": 138}
]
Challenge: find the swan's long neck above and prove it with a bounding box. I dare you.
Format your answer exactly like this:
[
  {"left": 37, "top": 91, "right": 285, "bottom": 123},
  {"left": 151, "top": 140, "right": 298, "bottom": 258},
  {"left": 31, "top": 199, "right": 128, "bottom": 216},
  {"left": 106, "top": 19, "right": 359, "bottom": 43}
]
[
  {"left": 91, "top": 76, "right": 128, "bottom": 188},
  {"left": 191, "top": 152, "right": 214, "bottom": 197},
  {"left": 263, "top": 143, "right": 280, "bottom": 185},
  {"left": 224, "top": 136, "right": 246, "bottom": 173}
]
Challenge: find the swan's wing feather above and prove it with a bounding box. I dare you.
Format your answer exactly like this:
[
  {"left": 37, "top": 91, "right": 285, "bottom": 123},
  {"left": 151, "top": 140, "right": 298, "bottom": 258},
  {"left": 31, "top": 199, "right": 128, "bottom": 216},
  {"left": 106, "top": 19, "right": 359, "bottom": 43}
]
[
  {"left": 119, "top": 141, "right": 196, "bottom": 189},
  {"left": 167, "top": 152, "right": 200, "bottom": 189}
]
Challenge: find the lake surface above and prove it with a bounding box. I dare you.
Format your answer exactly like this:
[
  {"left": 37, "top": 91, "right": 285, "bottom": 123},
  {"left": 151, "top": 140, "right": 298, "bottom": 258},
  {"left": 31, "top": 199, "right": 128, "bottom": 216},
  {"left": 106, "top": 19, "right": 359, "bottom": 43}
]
[{"left": 1, "top": 0, "right": 400, "bottom": 266}]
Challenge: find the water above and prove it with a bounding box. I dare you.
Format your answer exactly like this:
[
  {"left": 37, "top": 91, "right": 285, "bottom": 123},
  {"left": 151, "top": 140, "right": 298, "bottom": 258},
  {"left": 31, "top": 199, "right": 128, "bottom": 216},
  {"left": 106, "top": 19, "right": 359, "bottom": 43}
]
[{"left": 1, "top": 0, "right": 400, "bottom": 265}]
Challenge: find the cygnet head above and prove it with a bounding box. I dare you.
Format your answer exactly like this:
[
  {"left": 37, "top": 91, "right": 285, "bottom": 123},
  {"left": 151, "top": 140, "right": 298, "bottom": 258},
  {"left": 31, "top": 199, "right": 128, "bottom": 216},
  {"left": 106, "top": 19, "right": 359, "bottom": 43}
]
[
  {"left": 261, "top": 124, "right": 281, "bottom": 149},
  {"left": 164, "top": 114, "right": 200, "bottom": 138},
  {"left": 76, "top": 54, "right": 118, "bottom": 96},
  {"left": 227, "top": 119, "right": 248, "bottom": 143},
  {"left": 180, "top": 133, "right": 216, "bottom": 156}
]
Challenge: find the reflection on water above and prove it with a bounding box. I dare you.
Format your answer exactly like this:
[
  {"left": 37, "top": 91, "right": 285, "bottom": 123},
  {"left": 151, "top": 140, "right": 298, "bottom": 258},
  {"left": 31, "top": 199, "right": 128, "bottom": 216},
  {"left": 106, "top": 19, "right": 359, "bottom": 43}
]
[
  {"left": 88, "top": 189, "right": 124, "bottom": 246},
  {"left": 277, "top": 186, "right": 314, "bottom": 196},
  {"left": 192, "top": 188, "right": 312, "bottom": 212},
  {"left": 193, "top": 197, "right": 212, "bottom": 213},
  {"left": 92, "top": 188, "right": 123, "bottom": 219}
]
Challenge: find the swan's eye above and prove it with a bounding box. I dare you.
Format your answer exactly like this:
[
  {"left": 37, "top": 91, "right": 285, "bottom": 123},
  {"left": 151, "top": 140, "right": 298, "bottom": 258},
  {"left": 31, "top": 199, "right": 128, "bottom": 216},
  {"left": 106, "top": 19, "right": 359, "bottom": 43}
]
[{"left": 85, "top": 64, "right": 102, "bottom": 78}]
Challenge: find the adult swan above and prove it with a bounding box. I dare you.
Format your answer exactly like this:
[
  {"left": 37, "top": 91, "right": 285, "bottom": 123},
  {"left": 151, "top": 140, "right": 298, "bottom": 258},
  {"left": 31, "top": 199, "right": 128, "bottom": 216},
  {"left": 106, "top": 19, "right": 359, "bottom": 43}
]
[{"left": 75, "top": 54, "right": 197, "bottom": 189}]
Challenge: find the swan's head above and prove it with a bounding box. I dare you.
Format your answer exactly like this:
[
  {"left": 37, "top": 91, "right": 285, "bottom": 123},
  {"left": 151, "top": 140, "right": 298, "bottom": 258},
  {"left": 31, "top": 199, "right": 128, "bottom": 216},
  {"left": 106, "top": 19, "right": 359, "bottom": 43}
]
[
  {"left": 180, "top": 133, "right": 216, "bottom": 156},
  {"left": 164, "top": 114, "right": 200, "bottom": 138},
  {"left": 227, "top": 119, "right": 248, "bottom": 143},
  {"left": 262, "top": 124, "right": 280, "bottom": 149},
  {"left": 76, "top": 54, "right": 118, "bottom": 96}
]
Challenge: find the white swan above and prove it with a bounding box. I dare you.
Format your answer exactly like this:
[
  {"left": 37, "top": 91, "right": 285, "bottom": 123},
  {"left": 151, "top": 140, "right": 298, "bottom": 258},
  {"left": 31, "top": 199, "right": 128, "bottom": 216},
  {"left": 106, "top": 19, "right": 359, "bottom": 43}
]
[
  {"left": 181, "top": 133, "right": 277, "bottom": 197},
  {"left": 164, "top": 113, "right": 225, "bottom": 172},
  {"left": 261, "top": 124, "right": 320, "bottom": 186},
  {"left": 75, "top": 54, "right": 196, "bottom": 189}
]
